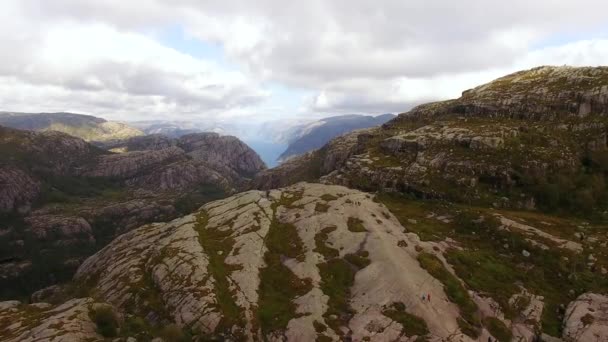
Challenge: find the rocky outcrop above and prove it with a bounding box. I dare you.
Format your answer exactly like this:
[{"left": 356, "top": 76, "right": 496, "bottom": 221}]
[
  {"left": 178, "top": 132, "right": 266, "bottom": 177},
  {"left": 83, "top": 146, "right": 185, "bottom": 179},
  {"left": 0, "top": 167, "right": 40, "bottom": 214},
  {"left": 252, "top": 129, "right": 370, "bottom": 190},
  {"left": 563, "top": 293, "right": 608, "bottom": 342},
  {"left": 388, "top": 66, "right": 608, "bottom": 126},
  {"left": 252, "top": 66, "right": 607, "bottom": 211},
  {"left": 74, "top": 183, "right": 474, "bottom": 341},
  {"left": 79, "top": 197, "right": 176, "bottom": 234},
  {"left": 0, "top": 298, "right": 107, "bottom": 341},
  {"left": 86, "top": 133, "right": 266, "bottom": 192},
  {"left": 24, "top": 215, "right": 95, "bottom": 247}
]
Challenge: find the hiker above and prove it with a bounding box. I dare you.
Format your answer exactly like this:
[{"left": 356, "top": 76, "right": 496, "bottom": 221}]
[
  {"left": 421, "top": 294, "right": 426, "bottom": 301},
  {"left": 428, "top": 293, "right": 431, "bottom": 302}
]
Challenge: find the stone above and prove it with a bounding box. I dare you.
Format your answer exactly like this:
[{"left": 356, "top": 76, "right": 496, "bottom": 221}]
[{"left": 563, "top": 293, "right": 608, "bottom": 341}]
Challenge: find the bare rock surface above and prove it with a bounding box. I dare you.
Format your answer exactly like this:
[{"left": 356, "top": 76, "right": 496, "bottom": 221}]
[
  {"left": 74, "top": 182, "right": 476, "bottom": 341},
  {"left": 0, "top": 166, "right": 40, "bottom": 213},
  {"left": 0, "top": 298, "right": 105, "bottom": 342},
  {"left": 563, "top": 293, "right": 608, "bottom": 342}
]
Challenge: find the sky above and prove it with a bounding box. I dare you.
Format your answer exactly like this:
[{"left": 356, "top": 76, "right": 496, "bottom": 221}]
[{"left": 0, "top": 0, "right": 607, "bottom": 123}]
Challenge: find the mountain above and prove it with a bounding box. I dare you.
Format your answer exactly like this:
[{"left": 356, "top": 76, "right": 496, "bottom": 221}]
[
  {"left": 0, "top": 112, "right": 143, "bottom": 142},
  {"left": 128, "top": 120, "right": 204, "bottom": 138},
  {"left": 2, "top": 182, "right": 607, "bottom": 341},
  {"left": 0, "top": 127, "right": 265, "bottom": 299},
  {"left": 2, "top": 66, "right": 608, "bottom": 341},
  {"left": 277, "top": 114, "right": 396, "bottom": 162}
]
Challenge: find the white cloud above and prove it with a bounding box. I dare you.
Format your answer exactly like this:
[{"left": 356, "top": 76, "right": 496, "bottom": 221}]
[{"left": 0, "top": 0, "right": 607, "bottom": 121}]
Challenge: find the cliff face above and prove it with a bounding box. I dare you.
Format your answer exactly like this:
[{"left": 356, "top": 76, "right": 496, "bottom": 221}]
[
  {"left": 253, "top": 66, "right": 608, "bottom": 212},
  {"left": 277, "top": 114, "right": 396, "bottom": 162},
  {"left": 0, "top": 126, "right": 266, "bottom": 299}
]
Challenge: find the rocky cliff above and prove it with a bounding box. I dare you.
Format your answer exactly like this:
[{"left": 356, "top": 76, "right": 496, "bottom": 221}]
[
  {"left": 253, "top": 66, "right": 608, "bottom": 214},
  {"left": 2, "top": 182, "right": 606, "bottom": 341},
  {"left": 278, "top": 114, "right": 396, "bottom": 162},
  {"left": 0, "top": 126, "right": 266, "bottom": 299}
]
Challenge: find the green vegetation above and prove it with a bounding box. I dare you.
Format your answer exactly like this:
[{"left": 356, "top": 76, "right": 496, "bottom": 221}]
[
  {"left": 258, "top": 197, "right": 312, "bottom": 334},
  {"left": 90, "top": 306, "right": 119, "bottom": 337},
  {"left": 446, "top": 210, "right": 608, "bottom": 336},
  {"left": 347, "top": 217, "right": 367, "bottom": 232},
  {"left": 377, "top": 193, "right": 452, "bottom": 241},
  {"left": 318, "top": 258, "right": 356, "bottom": 332},
  {"left": 174, "top": 185, "right": 227, "bottom": 216},
  {"left": 315, "top": 202, "right": 330, "bottom": 213},
  {"left": 194, "top": 212, "right": 243, "bottom": 334},
  {"left": 320, "top": 194, "right": 338, "bottom": 201},
  {"left": 344, "top": 251, "right": 371, "bottom": 269},
  {"left": 382, "top": 302, "right": 429, "bottom": 337},
  {"left": 160, "top": 324, "right": 188, "bottom": 342},
  {"left": 417, "top": 252, "right": 480, "bottom": 337},
  {"left": 314, "top": 226, "right": 339, "bottom": 259},
  {"left": 483, "top": 317, "right": 512, "bottom": 342},
  {"left": 38, "top": 176, "right": 127, "bottom": 206}
]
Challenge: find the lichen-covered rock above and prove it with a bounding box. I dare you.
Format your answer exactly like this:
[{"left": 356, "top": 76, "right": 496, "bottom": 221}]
[
  {"left": 178, "top": 132, "right": 267, "bottom": 177},
  {"left": 0, "top": 298, "right": 106, "bottom": 342},
  {"left": 563, "top": 293, "right": 608, "bottom": 342},
  {"left": 253, "top": 66, "right": 607, "bottom": 212},
  {"left": 74, "top": 183, "right": 476, "bottom": 341},
  {"left": 24, "top": 215, "right": 95, "bottom": 247},
  {"left": 0, "top": 166, "right": 40, "bottom": 213}
]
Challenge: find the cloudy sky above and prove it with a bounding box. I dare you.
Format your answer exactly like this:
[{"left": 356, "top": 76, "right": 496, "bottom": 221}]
[{"left": 1, "top": 0, "right": 607, "bottom": 122}]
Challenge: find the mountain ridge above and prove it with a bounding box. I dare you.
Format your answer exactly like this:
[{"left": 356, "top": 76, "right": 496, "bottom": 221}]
[
  {"left": 278, "top": 113, "right": 396, "bottom": 162},
  {"left": 0, "top": 112, "right": 144, "bottom": 142}
]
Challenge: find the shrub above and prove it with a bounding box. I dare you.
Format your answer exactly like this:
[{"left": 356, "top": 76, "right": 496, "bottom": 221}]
[
  {"left": 91, "top": 306, "right": 119, "bottom": 337},
  {"left": 160, "top": 324, "right": 186, "bottom": 342}
]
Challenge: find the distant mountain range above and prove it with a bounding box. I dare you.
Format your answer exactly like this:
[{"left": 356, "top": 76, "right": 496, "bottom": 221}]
[
  {"left": 0, "top": 112, "right": 143, "bottom": 142},
  {"left": 277, "top": 113, "right": 396, "bottom": 162}
]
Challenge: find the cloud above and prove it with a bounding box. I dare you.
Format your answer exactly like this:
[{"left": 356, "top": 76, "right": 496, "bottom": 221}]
[
  {"left": 0, "top": 5, "right": 267, "bottom": 120},
  {"left": 1, "top": 0, "right": 607, "bottom": 120}
]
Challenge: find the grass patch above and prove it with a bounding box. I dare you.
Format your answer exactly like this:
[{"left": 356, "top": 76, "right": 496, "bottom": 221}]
[
  {"left": 376, "top": 193, "right": 452, "bottom": 241},
  {"left": 417, "top": 252, "right": 480, "bottom": 337},
  {"left": 90, "top": 305, "right": 119, "bottom": 338},
  {"left": 314, "top": 226, "right": 339, "bottom": 259},
  {"left": 344, "top": 251, "right": 371, "bottom": 269},
  {"left": 315, "top": 202, "right": 330, "bottom": 213},
  {"left": 483, "top": 317, "right": 512, "bottom": 342},
  {"left": 446, "top": 250, "right": 518, "bottom": 311},
  {"left": 194, "top": 212, "right": 244, "bottom": 334},
  {"left": 318, "top": 258, "right": 356, "bottom": 333},
  {"left": 382, "top": 302, "right": 429, "bottom": 337},
  {"left": 320, "top": 194, "right": 338, "bottom": 201},
  {"left": 258, "top": 197, "right": 312, "bottom": 334},
  {"left": 347, "top": 217, "right": 367, "bottom": 232}
]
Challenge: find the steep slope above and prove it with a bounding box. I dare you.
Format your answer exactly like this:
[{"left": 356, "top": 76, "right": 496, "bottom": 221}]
[
  {"left": 0, "top": 112, "right": 144, "bottom": 142},
  {"left": 4, "top": 182, "right": 607, "bottom": 341},
  {"left": 248, "top": 65, "right": 608, "bottom": 339},
  {"left": 52, "top": 183, "right": 486, "bottom": 341},
  {"left": 278, "top": 114, "right": 395, "bottom": 162},
  {"left": 0, "top": 127, "right": 265, "bottom": 299},
  {"left": 254, "top": 66, "right": 608, "bottom": 215}
]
